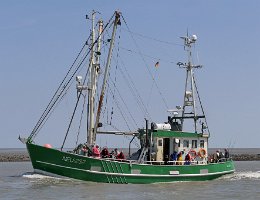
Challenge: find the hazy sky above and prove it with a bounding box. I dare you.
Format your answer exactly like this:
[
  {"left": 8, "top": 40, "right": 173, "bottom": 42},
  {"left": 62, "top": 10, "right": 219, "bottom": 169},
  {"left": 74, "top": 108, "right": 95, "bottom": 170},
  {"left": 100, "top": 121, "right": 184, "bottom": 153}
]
[{"left": 1, "top": 0, "right": 260, "bottom": 148}]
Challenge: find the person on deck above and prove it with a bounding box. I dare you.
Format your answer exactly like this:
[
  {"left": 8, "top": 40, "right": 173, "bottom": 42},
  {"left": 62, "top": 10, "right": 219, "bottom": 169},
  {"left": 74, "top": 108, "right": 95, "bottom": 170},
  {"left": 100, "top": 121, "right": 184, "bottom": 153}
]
[
  {"left": 101, "top": 147, "right": 109, "bottom": 158},
  {"left": 177, "top": 151, "right": 183, "bottom": 165},
  {"left": 170, "top": 151, "right": 177, "bottom": 165},
  {"left": 216, "top": 150, "right": 220, "bottom": 160},
  {"left": 116, "top": 151, "right": 126, "bottom": 160},
  {"left": 110, "top": 150, "right": 115, "bottom": 158},
  {"left": 213, "top": 150, "right": 220, "bottom": 163},
  {"left": 92, "top": 145, "right": 100, "bottom": 158},
  {"left": 81, "top": 145, "right": 87, "bottom": 156},
  {"left": 184, "top": 153, "right": 192, "bottom": 165},
  {"left": 114, "top": 148, "right": 120, "bottom": 157},
  {"left": 170, "top": 151, "right": 177, "bottom": 161},
  {"left": 224, "top": 149, "right": 230, "bottom": 159}
]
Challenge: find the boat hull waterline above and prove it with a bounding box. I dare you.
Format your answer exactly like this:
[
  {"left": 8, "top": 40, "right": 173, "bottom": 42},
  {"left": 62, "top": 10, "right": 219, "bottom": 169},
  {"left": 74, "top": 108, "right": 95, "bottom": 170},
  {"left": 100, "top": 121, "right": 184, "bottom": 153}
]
[{"left": 27, "top": 143, "right": 235, "bottom": 184}]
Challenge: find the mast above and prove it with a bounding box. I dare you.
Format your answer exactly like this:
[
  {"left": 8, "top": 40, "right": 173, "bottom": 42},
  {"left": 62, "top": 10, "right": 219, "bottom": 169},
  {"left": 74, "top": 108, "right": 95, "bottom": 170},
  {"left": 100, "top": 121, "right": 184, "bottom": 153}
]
[
  {"left": 88, "top": 19, "right": 103, "bottom": 145},
  {"left": 177, "top": 34, "right": 203, "bottom": 133},
  {"left": 93, "top": 11, "right": 121, "bottom": 143},
  {"left": 87, "top": 10, "right": 97, "bottom": 145},
  {"left": 96, "top": 19, "right": 103, "bottom": 64}
]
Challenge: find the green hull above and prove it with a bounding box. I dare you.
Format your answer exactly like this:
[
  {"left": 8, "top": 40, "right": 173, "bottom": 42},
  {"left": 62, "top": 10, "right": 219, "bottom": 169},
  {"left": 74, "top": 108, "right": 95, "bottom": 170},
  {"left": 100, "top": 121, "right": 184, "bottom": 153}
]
[{"left": 26, "top": 143, "right": 235, "bottom": 184}]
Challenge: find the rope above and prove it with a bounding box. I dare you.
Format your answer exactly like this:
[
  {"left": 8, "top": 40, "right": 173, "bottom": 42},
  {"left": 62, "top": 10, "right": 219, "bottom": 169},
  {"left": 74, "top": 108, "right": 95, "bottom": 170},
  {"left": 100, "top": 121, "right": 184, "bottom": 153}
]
[
  {"left": 146, "top": 67, "right": 159, "bottom": 110},
  {"left": 61, "top": 65, "right": 90, "bottom": 150},
  {"left": 121, "top": 14, "right": 169, "bottom": 110},
  {"left": 61, "top": 90, "right": 82, "bottom": 151},
  {"left": 117, "top": 56, "right": 152, "bottom": 121},
  {"left": 75, "top": 94, "right": 87, "bottom": 146},
  {"left": 28, "top": 41, "right": 89, "bottom": 141},
  {"left": 108, "top": 124, "right": 140, "bottom": 148},
  {"left": 33, "top": 79, "right": 75, "bottom": 134},
  {"left": 110, "top": 31, "right": 121, "bottom": 125},
  {"left": 119, "top": 46, "right": 176, "bottom": 65},
  {"left": 193, "top": 75, "right": 211, "bottom": 136},
  {"left": 121, "top": 27, "right": 184, "bottom": 47},
  {"left": 28, "top": 13, "right": 116, "bottom": 141},
  {"left": 107, "top": 86, "right": 132, "bottom": 131},
  {"left": 108, "top": 78, "right": 139, "bottom": 129}
]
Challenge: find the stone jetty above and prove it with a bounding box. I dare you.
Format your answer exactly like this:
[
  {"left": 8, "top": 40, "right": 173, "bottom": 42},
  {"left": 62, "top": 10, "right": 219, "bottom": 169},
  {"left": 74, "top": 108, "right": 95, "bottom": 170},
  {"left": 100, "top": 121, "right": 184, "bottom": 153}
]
[{"left": 0, "top": 151, "right": 30, "bottom": 162}]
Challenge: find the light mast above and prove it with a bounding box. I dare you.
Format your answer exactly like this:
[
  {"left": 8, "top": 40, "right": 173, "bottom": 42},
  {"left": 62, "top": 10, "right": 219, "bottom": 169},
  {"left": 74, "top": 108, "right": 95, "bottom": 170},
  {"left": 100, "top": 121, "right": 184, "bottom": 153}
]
[{"left": 177, "top": 34, "right": 203, "bottom": 133}]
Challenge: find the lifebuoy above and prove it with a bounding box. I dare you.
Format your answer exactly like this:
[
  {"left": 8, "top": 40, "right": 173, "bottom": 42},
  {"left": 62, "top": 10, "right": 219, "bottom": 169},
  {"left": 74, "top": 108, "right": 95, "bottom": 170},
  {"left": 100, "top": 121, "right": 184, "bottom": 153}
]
[
  {"left": 188, "top": 149, "right": 197, "bottom": 159},
  {"left": 198, "top": 148, "right": 207, "bottom": 158}
]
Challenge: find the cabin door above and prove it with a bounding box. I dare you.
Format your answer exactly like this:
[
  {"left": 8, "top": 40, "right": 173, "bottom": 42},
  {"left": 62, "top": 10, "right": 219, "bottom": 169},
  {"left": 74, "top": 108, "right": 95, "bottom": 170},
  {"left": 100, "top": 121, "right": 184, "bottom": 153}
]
[
  {"left": 163, "top": 138, "right": 170, "bottom": 162},
  {"left": 156, "top": 138, "right": 163, "bottom": 161}
]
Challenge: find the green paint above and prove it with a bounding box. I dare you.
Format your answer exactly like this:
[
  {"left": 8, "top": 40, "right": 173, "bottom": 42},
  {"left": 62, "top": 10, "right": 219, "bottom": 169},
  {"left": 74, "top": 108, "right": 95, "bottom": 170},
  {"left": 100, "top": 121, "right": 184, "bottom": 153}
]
[{"left": 26, "top": 143, "right": 235, "bottom": 184}]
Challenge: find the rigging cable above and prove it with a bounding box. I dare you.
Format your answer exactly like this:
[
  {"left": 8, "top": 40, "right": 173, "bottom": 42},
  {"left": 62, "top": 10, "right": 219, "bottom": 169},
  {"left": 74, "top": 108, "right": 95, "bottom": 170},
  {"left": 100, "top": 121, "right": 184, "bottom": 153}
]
[
  {"left": 28, "top": 13, "right": 116, "bottom": 141},
  {"left": 61, "top": 90, "right": 83, "bottom": 151},
  {"left": 193, "top": 75, "right": 211, "bottom": 136},
  {"left": 146, "top": 64, "right": 159, "bottom": 110},
  {"left": 121, "top": 27, "right": 184, "bottom": 47},
  {"left": 61, "top": 15, "right": 117, "bottom": 149},
  {"left": 105, "top": 18, "right": 151, "bottom": 120},
  {"left": 33, "top": 79, "right": 75, "bottom": 134},
  {"left": 75, "top": 94, "right": 87, "bottom": 146},
  {"left": 28, "top": 41, "right": 89, "bottom": 141},
  {"left": 119, "top": 46, "right": 176, "bottom": 65},
  {"left": 32, "top": 46, "right": 89, "bottom": 138},
  {"left": 117, "top": 57, "right": 152, "bottom": 121},
  {"left": 61, "top": 68, "right": 90, "bottom": 150},
  {"left": 107, "top": 86, "right": 132, "bottom": 131},
  {"left": 108, "top": 124, "right": 140, "bottom": 148},
  {"left": 35, "top": 45, "right": 94, "bottom": 135},
  {"left": 109, "top": 29, "right": 121, "bottom": 126},
  {"left": 121, "top": 15, "right": 169, "bottom": 111},
  {"left": 108, "top": 78, "right": 139, "bottom": 129}
]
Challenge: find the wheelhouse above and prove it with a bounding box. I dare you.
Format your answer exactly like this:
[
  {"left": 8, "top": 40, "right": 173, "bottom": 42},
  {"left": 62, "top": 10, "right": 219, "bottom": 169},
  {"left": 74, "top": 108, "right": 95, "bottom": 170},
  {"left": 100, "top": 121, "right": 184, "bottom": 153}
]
[{"left": 139, "top": 127, "right": 209, "bottom": 165}]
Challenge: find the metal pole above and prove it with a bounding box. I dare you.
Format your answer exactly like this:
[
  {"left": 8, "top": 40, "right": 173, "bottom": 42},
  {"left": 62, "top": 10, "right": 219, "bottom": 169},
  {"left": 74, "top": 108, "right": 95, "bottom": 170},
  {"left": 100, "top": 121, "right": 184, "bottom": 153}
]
[
  {"left": 93, "top": 11, "right": 121, "bottom": 143},
  {"left": 87, "top": 10, "right": 96, "bottom": 145}
]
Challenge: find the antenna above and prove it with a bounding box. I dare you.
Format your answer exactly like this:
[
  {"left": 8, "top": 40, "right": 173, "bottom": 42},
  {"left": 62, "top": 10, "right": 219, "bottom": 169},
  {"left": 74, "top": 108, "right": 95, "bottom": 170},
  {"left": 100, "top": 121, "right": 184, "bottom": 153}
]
[{"left": 177, "top": 33, "right": 206, "bottom": 133}]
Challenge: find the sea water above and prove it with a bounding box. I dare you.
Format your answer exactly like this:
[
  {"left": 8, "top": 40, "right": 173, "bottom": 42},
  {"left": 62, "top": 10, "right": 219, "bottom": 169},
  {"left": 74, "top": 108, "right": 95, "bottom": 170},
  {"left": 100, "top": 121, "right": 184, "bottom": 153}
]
[{"left": 0, "top": 161, "right": 260, "bottom": 200}]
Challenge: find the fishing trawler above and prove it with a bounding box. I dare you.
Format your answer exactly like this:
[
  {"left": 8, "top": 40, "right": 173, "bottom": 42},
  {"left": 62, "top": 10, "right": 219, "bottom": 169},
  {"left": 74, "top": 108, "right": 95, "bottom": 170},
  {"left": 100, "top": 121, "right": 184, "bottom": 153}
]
[{"left": 20, "top": 11, "right": 235, "bottom": 184}]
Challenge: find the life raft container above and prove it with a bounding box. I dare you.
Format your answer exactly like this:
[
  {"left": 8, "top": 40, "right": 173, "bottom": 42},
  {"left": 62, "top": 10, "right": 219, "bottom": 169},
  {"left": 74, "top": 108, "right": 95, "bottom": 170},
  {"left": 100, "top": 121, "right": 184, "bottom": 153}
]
[{"left": 198, "top": 148, "right": 207, "bottom": 158}]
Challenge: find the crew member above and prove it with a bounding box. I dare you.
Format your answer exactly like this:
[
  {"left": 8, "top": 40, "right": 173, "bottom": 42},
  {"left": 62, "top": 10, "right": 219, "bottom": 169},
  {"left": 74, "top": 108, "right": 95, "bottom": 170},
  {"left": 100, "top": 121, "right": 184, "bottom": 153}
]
[{"left": 92, "top": 145, "right": 100, "bottom": 158}]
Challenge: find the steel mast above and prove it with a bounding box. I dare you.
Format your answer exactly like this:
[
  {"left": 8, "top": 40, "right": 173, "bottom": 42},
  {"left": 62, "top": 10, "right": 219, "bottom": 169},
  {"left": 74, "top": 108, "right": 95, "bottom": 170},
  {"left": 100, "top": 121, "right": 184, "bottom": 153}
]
[
  {"left": 177, "top": 34, "right": 203, "bottom": 133},
  {"left": 87, "top": 10, "right": 97, "bottom": 146},
  {"left": 93, "top": 11, "right": 121, "bottom": 143}
]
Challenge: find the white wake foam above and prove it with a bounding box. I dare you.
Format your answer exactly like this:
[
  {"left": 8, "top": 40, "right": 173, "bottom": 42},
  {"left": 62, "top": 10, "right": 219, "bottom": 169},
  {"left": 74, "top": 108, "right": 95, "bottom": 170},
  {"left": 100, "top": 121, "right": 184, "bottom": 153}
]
[
  {"left": 223, "top": 171, "right": 260, "bottom": 180},
  {"left": 21, "top": 172, "right": 72, "bottom": 184},
  {"left": 22, "top": 173, "right": 56, "bottom": 179}
]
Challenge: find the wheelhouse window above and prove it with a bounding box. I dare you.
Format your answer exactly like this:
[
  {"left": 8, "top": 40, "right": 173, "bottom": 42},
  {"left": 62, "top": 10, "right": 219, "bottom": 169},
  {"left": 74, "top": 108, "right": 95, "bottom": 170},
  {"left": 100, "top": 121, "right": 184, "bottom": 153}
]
[
  {"left": 174, "top": 138, "right": 180, "bottom": 147},
  {"left": 183, "top": 140, "right": 189, "bottom": 148},
  {"left": 158, "top": 139, "right": 162, "bottom": 146},
  {"left": 200, "top": 140, "right": 204, "bottom": 148},
  {"left": 192, "top": 140, "right": 197, "bottom": 148}
]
